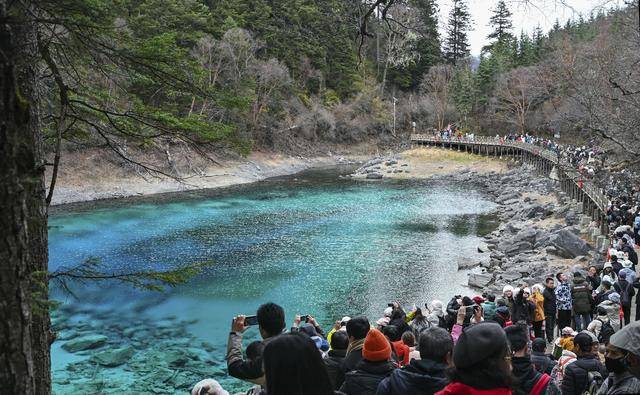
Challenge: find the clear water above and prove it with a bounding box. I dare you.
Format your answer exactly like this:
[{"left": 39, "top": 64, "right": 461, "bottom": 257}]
[{"left": 49, "top": 167, "right": 497, "bottom": 393}]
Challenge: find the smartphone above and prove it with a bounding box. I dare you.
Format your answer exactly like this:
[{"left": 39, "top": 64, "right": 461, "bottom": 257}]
[
  {"left": 387, "top": 303, "right": 395, "bottom": 308},
  {"left": 244, "top": 315, "right": 259, "bottom": 326},
  {"left": 299, "top": 315, "right": 309, "bottom": 322}
]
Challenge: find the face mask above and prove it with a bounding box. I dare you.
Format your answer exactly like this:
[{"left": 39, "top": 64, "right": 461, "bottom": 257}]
[{"left": 606, "top": 356, "right": 626, "bottom": 374}]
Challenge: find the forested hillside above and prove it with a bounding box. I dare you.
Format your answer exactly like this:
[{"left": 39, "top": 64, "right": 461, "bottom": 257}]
[{"left": 33, "top": 0, "right": 640, "bottom": 170}]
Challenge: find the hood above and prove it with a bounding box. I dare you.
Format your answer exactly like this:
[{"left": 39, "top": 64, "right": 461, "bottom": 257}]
[
  {"left": 511, "top": 356, "right": 538, "bottom": 389},
  {"left": 355, "top": 359, "right": 395, "bottom": 375},
  {"left": 387, "top": 359, "right": 448, "bottom": 393},
  {"left": 573, "top": 277, "right": 586, "bottom": 285}
]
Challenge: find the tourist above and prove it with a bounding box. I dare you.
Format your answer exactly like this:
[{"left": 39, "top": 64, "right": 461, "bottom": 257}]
[
  {"left": 339, "top": 329, "right": 395, "bottom": 395},
  {"left": 610, "top": 255, "right": 623, "bottom": 275},
  {"left": 613, "top": 272, "right": 634, "bottom": 326},
  {"left": 502, "top": 285, "right": 515, "bottom": 313},
  {"left": 342, "top": 316, "right": 371, "bottom": 376},
  {"left": 326, "top": 316, "right": 350, "bottom": 347},
  {"left": 587, "top": 265, "right": 602, "bottom": 292},
  {"left": 481, "top": 293, "right": 497, "bottom": 321},
  {"left": 408, "top": 308, "right": 429, "bottom": 335},
  {"left": 530, "top": 284, "right": 545, "bottom": 339},
  {"left": 598, "top": 293, "right": 622, "bottom": 331},
  {"left": 446, "top": 296, "right": 462, "bottom": 330},
  {"left": 556, "top": 272, "right": 573, "bottom": 331},
  {"left": 493, "top": 305, "right": 512, "bottom": 328},
  {"left": 376, "top": 327, "right": 451, "bottom": 395},
  {"left": 597, "top": 341, "right": 640, "bottom": 394},
  {"left": 426, "top": 300, "right": 447, "bottom": 329},
  {"left": 435, "top": 322, "right": 512, "bottom": 395},
  {"left": 543, "top": 277, "right": 557, "bottom": 343},
  {"left": 296, "top": 322, "right": 330, "bottom": 355},
  {"left": 512, "top": 287, "right": 535, "bottom": 326},
  {"left": 609, "top": 321, "right": 640, "bottom": 379},
  {"left": 505, "top": 325, "right": 557, "bottom": 394},
  {"left": 227, "top": 302, "right": 286, "bottom": 385},
  {"left": 383, "top": 325, "right": 409, "bottom": 366},
  {"left": 401, "top": 331, "right": 416, "bottom": 359},
  {"left": 618, "top": 258, "right": 636, "bottom": 284},
  {"left": 556, "top": 327, "right": 577, "bottom": 353},
  {"left": 601, "top": 262, "right": 617, "bottom": 284},
  {"left": 262, "top": 332, "right": 335, "bottom": 395},
  {"left": 191, "top": 379, "right": 230, "bottom": 395},
  {"left": 572, "top": 272, "right": 593, "bottom": 331},
  {"left": 588, "top": 307, "right": 616, "bottom": 345},
  {"left": 595, "top": 279, "right": 614, "bottom": 306},
  {"left": 561, "top": 332, "right": 608, "bottom": 394},
  {"left": 388, "top": 307, "right": 411, "bottom": 336},
  {"left": 325, "top": 330, "right": 349, "bottom": 389},
  {"left": 531, "top": 338, "right": 556, "bottom": 375}
]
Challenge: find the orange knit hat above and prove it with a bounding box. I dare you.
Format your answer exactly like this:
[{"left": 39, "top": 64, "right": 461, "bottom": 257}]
[{"left": 362, "top": 328, "right": 391, "bottom": 362}]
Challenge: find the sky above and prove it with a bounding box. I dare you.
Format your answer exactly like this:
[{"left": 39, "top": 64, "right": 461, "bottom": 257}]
[{"left": 437, "top": 0, "right": 626, "bottom": 56}]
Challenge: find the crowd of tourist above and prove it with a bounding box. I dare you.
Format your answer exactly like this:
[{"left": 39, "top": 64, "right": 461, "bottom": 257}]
[{"left": 185, "top": 132, "right": 640, "bottom": 395}]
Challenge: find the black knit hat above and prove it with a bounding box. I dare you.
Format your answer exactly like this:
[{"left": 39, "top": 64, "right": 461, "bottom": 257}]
[{"left": 453, "top": 322, "right": 508, "bottom": 369}]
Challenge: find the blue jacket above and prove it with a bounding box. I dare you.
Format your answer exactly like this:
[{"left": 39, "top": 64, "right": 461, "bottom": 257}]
[{"left": 375, "top": 358, "right": 447, "bottom": 395}]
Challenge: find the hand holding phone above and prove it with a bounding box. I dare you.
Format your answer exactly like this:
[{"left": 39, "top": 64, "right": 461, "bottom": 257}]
[
  {"left": 231, "top": 315, "right": 248, "bottom": 333},
  {"left": 244, "top": 315, "right": 259, "bottom": 326}
]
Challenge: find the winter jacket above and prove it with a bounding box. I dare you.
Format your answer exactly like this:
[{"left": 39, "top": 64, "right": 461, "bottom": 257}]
[
  {"left": 481, "top": 301, "right": 497, "bottom": 321},
  {"left": 512, "top": 290, "right": 535, "bottom": 324},
  {"left": 376, "top": 358, "right": 448, "bottom": 395},
  {"left": 542, "top": 286, "right": 557, "bottom": 315},
  {"left": 571, "top": 277, "right": 593, "bottom": 314},
  {"left": 389, "top": 318, "right": 411, "bottom": 337},
  {"left": 613, "top": 279, "right": 635, "bottom": 307},
  {"left": 325, "top": 348, "right": 347, "bottom": 389},
  {"left": 587, "top": 275, "right": 601, "bottom": 291},
  {"left": 227, "top": 332, "right": 278, "bottom": 386},
  {"left": 529, "top": 292, "right": 545, "bottom": 322},
  {"left": 392, "top": 340, "right": 410, "bottom": 366},
  {"left": 586, "top": 317, "right": 610, "bottom": 340},
  {"left": 561, "top": 354, "right": 608, "bottom": 395},
  {"left": 435, "top": 382, "right": 511, "bottom": 395},
  {"left": 596, "top": 371, "right": 640, "bottom": 394},
  {"left": 555, "top": 282, "right": 572, "bottom": 311},
  {"left": 598, "top": 300, "right": 621, "bottom": 331},
  {"left": 619, "top": 267, "right": 636, "bottom": 284},
  {"left": 339, "top": 359, "right": 395, "bottom": 395},
  {"left": 511, "top": 355, "right": 558, "bottom": 395},
  {"left": 531, "top": 351, "right": 556, "bottom": 375}
]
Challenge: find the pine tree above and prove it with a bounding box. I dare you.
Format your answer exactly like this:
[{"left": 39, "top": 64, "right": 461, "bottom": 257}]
[
  {"left": 516, "top": 30, "right": 534, "bottom": 66},
  {"left": 443, "top": 0, "right": 472, "bottom": 66},
  {"left": 451, "top": 65, "right": 474, "bottom": 122},
  {"left": 410, "top": 0, "right": 442, "bottom": 85},
  {"left": 487, "top": 0, "right": 513, "bottom": 42}
]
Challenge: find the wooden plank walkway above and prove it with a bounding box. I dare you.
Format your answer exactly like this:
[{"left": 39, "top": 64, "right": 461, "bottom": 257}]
[{"left": 410, "top": 134, "right": 610, "bottom": 237}]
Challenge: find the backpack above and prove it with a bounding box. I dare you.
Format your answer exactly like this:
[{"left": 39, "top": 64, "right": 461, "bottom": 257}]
[
  {"left": 619, "top": 282, "right": 632, "bottom": 307},
  {"left": 529, "top": 373, "right": 551, "bottom": 395},
  {"left": 584, "top": 371, "right": 604, "bottom": 395},
  {"left": 597, "top": 319, "right": 615, "bottom": 344}
]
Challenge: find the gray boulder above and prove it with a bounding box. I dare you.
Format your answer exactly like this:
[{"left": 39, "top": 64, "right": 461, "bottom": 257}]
[
  {"left": 366, "top": 173, "right": 383, "bottom": 179},
  {"left": 477, "top": 242, "right": 490, "bottom": 253},
  {"left": 549, "top": 229, "right": 593, "bottom": 258},
  {"left": 468, "top": 273, "right": 493, "bottom": 288},
  {"left": 93, "top": 346, "right": 135, "bottom": 367},
  {"left": 62, "top": 334, "right": 108, "bottom": 353}
]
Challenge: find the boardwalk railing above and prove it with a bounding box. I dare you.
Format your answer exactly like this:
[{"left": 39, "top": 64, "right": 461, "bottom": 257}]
[{"left": 410, "top": 134, "right": 610, "bottom": 236}]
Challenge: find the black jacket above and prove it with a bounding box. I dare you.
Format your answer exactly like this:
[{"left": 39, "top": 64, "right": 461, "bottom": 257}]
[
  {"left": 325, "top": 349, "right": 347, "bottom": 389},
  {"left": 511, "top": 356, "right": 556, "bottom": 395},
  {"left": 542, "top": 287, "right": 557, "bottom": 315},
  {"left": 512, "top": 290, "right": 535, "bottom": 324},
  {"left": 376, "top": 358, "right": 448, "bottom": 395},
  {"left": 614, "top": 279, "right": 635, "bottom": 307},
  {"left": 339, "top": 360, "right": 395, "bottom": 395},
  {"left": 388, "top": 318, "right": 411, "bottom": 337},
  {"left": 530, "top": 351, "right": 556, "bottom": 375},
  {"left": 561, "top": 354, "right": 608, "bottom": 395}
]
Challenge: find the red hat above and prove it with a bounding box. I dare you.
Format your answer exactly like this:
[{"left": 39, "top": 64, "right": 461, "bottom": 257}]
[
  {"left": 472, "top": 296, "right": 485, "bottom": 305},
  {"left": 362, "top": 329, "right": 391, "bottom": 362}
]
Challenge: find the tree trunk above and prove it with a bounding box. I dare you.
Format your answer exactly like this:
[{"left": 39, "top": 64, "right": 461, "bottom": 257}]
[{"left": 0, "top": 2, "right": 51, "bottom": 393}]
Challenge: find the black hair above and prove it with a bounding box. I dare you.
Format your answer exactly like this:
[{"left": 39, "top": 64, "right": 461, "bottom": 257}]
[
  {"left": 597, "top": 306, "right": 608, "bottom": 316},
  {"left": 496, "top": 298, "right": 506, "bottom": 307},
  {"left": 487, "top": 294, "right": 496, "bottom": 302},
  {"left": 346, "top": 316, "right": 370, "bottom": 340},
  {"left": 246, "top": 340, "right": 265, "bottom": 361},
  {"left": 419, "top": 327, "right": 453, "bottom": 362},
  {"left": 447, "top": 342, "right": 512, "bottom": 390},
  {"left": 461, "top": 296, "right": 473, "bottom": 306},
  {"left": 505, "top": 325, "right": 528, "bottom": 353},
  {"left": 545, "top": 277, "right": 554, "bottom": 284},
  {"left": 531, "top": 338, "right": 546, "bottom": 353},
  {"left": 574, "top": 333, "right": 594, "bottom": 353},
  {"left": 556, "top": 272, "right": 563, "bottom": 281},
  {"left": 402, "top": 331, "right": 416, "bottom": 347},
  {"left": 611, "top": 255, "right": 618, "bottom": 261},
  {"left": 330, "top": 330, "right": 349, "bottom": 350},
  {"left": 390, "top": 308, "right": 405, "bottom": 321},
  {"left": 263, "top": 333, "right": 334, "bottom": 395},
  {"left": 602, "top": 280, "right": 612, "bottom": 289},
  {"left": 383, "top": 325, "right": 401, "bottom": 342},
  {"left": 257, "top": 302, "right": 286, "bottom": 337}
]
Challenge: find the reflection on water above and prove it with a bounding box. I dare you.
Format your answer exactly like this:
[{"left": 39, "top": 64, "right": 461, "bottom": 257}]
[{"left": 49, "top": 167, "right": 496, "bottom": 393}]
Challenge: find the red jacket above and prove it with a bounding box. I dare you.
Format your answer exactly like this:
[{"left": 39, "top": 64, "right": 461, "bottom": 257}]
[
  {"left": 435, "top": 382, "right": 512, "bottom": 395},
  {"left": 391, "top": 340, "right": 410, "bottom": 366}
]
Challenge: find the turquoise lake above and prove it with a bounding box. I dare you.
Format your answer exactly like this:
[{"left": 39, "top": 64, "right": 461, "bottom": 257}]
[{"left": 48, "top": 167, "right": 497, "bottom": 393}]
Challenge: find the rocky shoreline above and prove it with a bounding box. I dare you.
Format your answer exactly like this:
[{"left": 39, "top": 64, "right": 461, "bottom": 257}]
[{"left": 445, "top": 165, "right": 600, "bottom": 291}]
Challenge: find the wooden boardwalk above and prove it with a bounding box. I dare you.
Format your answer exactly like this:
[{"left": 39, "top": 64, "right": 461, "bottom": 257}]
[{"left": 410, "top": 134, "right": 610, "bottom": 238}]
